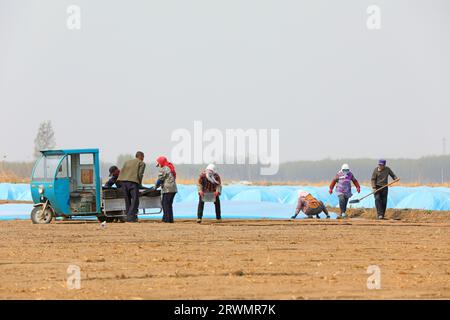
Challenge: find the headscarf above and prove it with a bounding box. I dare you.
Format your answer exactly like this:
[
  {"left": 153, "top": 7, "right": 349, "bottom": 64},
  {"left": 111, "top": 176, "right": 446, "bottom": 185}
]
[
  {"left": 205, "top": 163, "right": 220, "bottom": 184},
  {"left": 298, "top": 190, "right": 310, "bottom": 198},
  {"left": 156, "top": 156, "right": 176, "bottom": 179}
]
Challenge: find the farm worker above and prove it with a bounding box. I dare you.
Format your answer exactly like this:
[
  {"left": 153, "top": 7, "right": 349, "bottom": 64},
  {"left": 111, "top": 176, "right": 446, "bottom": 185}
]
[
  {"left": 329, "top": 163, "right": 361, "bottom": 218},
  {"left": 371, "top": 159, "right": 399, "bottom": 220},
  {"left": 291, "top": 190, "right": 330, "bottom": 219},
  {"left": 117, "top": 151, "right": 146, "bottom": 223},
  {"left": 103, "top": 166, "right": 122, "bottom": 189},
  {"left": 154, "top": 156, "right": 178, "bottom": 223},
  {"left": 196, "top": 163, "right": 222, "bottom": 224}
]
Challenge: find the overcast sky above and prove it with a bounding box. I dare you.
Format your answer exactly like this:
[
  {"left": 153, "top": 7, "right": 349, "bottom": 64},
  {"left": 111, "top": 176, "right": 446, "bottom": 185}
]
[{"left": 1, "top": 0, "right": 449, "bottom": 163}]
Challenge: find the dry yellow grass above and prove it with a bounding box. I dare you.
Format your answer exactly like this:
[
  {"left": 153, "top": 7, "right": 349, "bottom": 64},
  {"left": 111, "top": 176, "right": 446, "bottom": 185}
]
[{"left": 0, "top": 171, "right": 28, "bottom": 183}]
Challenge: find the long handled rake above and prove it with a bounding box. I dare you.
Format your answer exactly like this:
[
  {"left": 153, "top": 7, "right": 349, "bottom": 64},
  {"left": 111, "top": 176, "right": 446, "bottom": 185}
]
[{"left": 349, "top": 179, "right": 400, "bottom": 204}]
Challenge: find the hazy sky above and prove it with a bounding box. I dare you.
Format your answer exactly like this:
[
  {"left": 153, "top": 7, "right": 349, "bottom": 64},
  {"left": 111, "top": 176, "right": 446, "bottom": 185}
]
[{"left": 1, "top": 0, "right": 449, "bottom": 163}]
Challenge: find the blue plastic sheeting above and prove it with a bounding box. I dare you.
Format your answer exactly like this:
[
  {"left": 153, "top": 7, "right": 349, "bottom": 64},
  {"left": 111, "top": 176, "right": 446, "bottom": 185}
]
[
  {"left": 172, "top": 201, "right": 339, "bottom": 219},
  {"left": 0, "top": 202, "right": 338, "bottom": 221},
  {"left": 395, "top": 187, "right": 450, "bottom": 210},
  {"left": 0, "top": 183, "right": 31, "bottom": 201},
  {"left": 0, "top": 204, "right": 34, "bottom": 220},
  {"left": 1, "top": 183, "right": 449, "bottom": 211}
]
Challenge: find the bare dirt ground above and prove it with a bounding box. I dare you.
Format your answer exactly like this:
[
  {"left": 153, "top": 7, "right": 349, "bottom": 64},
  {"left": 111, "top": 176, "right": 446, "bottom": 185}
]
[
  {"left": 0, "top": 200, "right": 32, "bottom": 204},
  {"left": 0, "top": 212, "right": 449, "bottom": 300}
]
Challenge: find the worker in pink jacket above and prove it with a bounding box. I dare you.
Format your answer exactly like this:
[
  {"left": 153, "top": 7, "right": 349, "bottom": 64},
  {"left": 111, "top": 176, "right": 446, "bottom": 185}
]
[{"left": 329, "top": 163, "right": 361, "bottom": 219}]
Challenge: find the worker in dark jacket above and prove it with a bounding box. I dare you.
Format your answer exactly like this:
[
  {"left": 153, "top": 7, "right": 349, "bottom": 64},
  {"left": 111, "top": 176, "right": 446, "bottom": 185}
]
[
  {"left": 103, "top": 166, "right": 122, "bottom": 188},
  {"left": 371, "top": 159, "right": 399, "bottom": 220},
  {"left": 154, "top": 156, "right": 177, "bottom": 223},
  {"left": 197, "top": 163, "right": 222, "bottom": 223},
  {"left": 117, "top": 152, "right": 146, "bottom": 223}
]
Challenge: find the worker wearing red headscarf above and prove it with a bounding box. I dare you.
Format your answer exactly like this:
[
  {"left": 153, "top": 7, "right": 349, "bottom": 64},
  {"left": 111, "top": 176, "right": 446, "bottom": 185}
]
[{"left": 154, "top": 156, "right": 177, "bottom": 223}]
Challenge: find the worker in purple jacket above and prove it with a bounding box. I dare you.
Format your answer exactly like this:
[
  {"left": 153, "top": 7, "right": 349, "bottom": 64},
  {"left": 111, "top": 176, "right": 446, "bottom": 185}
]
[{"left": 329, "top": 163, "right": 360, "bottom": 219}]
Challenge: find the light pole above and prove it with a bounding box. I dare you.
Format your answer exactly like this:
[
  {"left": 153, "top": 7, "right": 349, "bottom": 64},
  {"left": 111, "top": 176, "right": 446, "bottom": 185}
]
[{"left": 443, "top": 138, "right": 447, "bottom": 184}]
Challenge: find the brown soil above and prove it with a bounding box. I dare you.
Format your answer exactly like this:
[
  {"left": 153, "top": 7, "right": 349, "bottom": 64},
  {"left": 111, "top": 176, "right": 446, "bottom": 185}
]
[
  {"left": 0, "top": 215, "right": 449, "bottom": 300},
  {"left": 0, "top": 200, "right": 32, "bottom": 205},
  {"left": 346, "top": 208, "right": 450, "bottom": 223}
]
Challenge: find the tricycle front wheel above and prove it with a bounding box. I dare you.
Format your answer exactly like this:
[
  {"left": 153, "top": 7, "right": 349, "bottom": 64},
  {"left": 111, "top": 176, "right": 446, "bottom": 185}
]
[{"left": 31, "top": 206, "right": 54, "bottom": 224}]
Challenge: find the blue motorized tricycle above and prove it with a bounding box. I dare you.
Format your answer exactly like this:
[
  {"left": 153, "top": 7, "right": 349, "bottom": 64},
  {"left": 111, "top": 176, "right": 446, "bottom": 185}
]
[{"left": 30, "top": 149, "right": 162, "bottom": 224}]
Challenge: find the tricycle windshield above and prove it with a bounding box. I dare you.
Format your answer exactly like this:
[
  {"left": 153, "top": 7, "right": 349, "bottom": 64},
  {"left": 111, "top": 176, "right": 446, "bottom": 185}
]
[{"left": 32, "top": 155, "right": 65, "bottom": 181}]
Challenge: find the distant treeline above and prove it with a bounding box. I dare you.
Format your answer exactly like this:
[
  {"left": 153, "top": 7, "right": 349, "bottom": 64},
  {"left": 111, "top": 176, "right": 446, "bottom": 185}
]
[
  {"left": 164, "top": 155, "right": 450, "bottom": 184},
  {"left": 1, "top": 155, "right": 449, "bottom": 184},
  {"left": 274, "top": 156, "right": 450, "bottom": 184}
]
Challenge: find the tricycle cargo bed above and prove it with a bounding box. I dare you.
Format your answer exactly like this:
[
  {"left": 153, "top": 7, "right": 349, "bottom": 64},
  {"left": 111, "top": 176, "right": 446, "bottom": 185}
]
[
  {"left": 102, "top": 188, "right": 162, "bottom": 214},
  {"left": 102, "top": 188, "right": 161, "bottom": 199}
]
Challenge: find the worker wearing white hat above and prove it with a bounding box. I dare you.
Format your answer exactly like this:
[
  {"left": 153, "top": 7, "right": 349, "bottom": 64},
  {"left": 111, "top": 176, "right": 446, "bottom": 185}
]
[
  {"left": 329, "top": 163, "right": 361, "bottom": 218},
  {"left": 197, "top": 163, "right": 222, "bottom": 223}
]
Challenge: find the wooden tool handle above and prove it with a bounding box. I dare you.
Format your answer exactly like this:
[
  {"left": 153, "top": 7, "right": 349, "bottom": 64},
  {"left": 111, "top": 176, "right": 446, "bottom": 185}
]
[{"left": 359, "top": 178, "right": 400, "bottom": 201}]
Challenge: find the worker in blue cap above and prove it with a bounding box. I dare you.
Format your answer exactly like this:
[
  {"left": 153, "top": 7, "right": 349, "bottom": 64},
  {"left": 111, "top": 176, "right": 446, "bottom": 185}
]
[{"left": 371, "top": 159, "right": 398, "bottom": 219}]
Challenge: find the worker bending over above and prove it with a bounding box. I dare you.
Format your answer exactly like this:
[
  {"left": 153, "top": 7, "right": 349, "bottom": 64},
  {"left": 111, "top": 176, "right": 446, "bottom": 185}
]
[
  {"left": 103, "top": 166, "right": 122, "bottom": 189},
  {"left": 197, "top": 163, "right": 222, "bottom": 223},
  {"left": 117, "top": 151, "right": 146, "bottom": 223},
  {"left": 291, "top": 190, "right": 330, "bottom": 219}
]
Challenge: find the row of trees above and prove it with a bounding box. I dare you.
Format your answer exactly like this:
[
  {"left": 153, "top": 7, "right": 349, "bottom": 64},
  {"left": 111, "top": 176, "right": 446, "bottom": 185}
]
[
  {"left": 0, "top": 121, "right": 55, "bottom": 181},
  {"left": 103, "top": 155, "right": 450, "bottom": 185},
  {"left": 1, "top": 121, "right": 448, "bottom": 184},
  {"left": 3, "top": 154, "right": 449, "bottom": 184},
  {"left": 33, "top": 121, "right": 56, "bottom": 158}
]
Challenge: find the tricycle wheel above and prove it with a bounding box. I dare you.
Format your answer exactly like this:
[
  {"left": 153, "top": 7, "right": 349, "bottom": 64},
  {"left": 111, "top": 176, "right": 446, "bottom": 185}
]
[{"left": 31, "top": 206, "right": 54, "bottom": 224}]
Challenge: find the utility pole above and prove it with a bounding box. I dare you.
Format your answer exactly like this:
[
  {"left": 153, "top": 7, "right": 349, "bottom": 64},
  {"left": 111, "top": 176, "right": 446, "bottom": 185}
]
[{"left": 442, "top": 138, "right": 447, "bottom": 184}]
